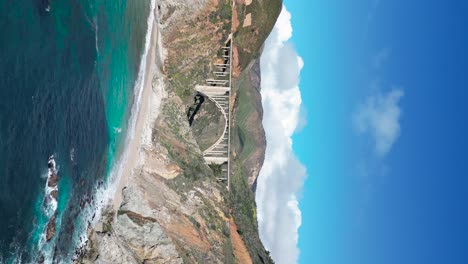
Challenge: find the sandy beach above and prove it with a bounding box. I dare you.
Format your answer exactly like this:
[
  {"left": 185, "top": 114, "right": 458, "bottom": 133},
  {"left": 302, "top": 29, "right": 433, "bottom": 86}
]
[{"left": 112, "top": 4, "right": 163, "bottom": 211}]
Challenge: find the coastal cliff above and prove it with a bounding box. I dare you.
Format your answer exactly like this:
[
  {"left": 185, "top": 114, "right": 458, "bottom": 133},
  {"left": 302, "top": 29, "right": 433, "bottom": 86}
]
[{"left": 79, "top": 0, "right": 281, "bottom": 263}]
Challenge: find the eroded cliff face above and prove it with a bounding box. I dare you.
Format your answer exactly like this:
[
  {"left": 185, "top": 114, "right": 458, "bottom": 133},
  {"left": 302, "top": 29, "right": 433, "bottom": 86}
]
[{"left": 79, "top": 0, "right": 281, "bottom": 263}]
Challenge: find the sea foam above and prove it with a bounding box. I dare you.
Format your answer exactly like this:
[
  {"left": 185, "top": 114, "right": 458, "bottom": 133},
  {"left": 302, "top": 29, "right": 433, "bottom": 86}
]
[{"left": 68, "top": 0, "right": 158, "bottom": 260}]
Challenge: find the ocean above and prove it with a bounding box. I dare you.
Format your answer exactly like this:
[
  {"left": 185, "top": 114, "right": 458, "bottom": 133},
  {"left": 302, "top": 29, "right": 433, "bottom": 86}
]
[{"left": 0, "top": 0, "right": 151, "bottom": 262}]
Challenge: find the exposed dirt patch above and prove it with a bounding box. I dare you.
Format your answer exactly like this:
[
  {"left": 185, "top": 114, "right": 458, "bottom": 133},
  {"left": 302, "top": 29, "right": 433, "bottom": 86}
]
[
  {"left": 232, "top": 46, "right": 241, "bottom": 77},
  {"left": 232, "top": 3, "right": 240, "bottom": 32},
  {"left": 243, "top": 13, "right": 252, "bottom": 27},
  {"left": 230, "top": 218, "right": 253, "bottom": 264},
  {"left": 235, "top": 0, "right": 252, "bottom": 5},
  {"left": 165, "top": 219, "right": 211, "bottom": 253},
  {"left": 143, "top": 148, "right": 182, "bottom": 180}
]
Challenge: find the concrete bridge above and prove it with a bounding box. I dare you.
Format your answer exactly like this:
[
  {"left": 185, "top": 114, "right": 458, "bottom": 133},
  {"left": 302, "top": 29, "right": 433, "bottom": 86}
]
[
  {"left": 195, "top": 85, "right": 230, "bottom": 165},
  {"left": 195, "top": 36, "right": 233, "bottom": 190}
]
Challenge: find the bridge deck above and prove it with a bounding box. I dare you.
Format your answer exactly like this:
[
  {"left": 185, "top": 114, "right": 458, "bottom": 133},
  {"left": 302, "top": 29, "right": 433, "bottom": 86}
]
[{"left": 193, "top": 35, "right": 233, "bottom": 190}]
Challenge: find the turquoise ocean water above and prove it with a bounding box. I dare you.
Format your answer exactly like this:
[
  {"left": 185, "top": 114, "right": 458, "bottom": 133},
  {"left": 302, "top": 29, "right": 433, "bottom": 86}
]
[{"left": 0, "top": 0, "right": 151, "bottom": 262}]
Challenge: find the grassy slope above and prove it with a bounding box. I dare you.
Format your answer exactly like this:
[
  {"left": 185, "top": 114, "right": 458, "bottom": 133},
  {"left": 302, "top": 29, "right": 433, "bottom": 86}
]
[
  {"left": 232, "top": 67, "right": 257, "bottom": 161},
  {"left": 230, "top": 63, "right": 272, "bottom": 264},
  {"left": 230, "top": 1, "right": 282, "bottom": 263},
  {"left": 234, "top": 0, "right": 283, "bottom": 70}
]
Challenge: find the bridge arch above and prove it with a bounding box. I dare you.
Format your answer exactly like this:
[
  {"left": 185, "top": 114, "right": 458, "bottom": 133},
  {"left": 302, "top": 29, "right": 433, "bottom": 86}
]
[{"left": 195, "top": 85, "right": 230, "bottom": 164}]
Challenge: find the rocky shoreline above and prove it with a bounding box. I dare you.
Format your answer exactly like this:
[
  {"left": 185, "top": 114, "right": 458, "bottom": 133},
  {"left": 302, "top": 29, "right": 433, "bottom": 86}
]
[{"left": 45, "top": 156, "right": 59, "bottom": 243}]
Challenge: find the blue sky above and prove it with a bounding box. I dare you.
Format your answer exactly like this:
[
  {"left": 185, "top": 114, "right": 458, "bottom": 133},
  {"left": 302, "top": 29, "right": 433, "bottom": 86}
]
[{"left": 257, "top": 1, "right": 468, "bottom": 263}]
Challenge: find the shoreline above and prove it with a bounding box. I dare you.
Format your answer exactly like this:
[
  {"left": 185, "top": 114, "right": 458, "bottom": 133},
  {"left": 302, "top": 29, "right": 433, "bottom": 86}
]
[
  {"left": 111, "top": 0, "right": 163, "bottom": 211},
  {"left": 69, "top": 1, "right": 164, "bottom": 260}
]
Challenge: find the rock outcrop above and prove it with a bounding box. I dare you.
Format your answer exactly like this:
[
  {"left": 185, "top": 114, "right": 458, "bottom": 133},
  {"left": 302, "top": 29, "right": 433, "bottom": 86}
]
[{"left": 46, "top": 213, "right": 57, "bottom": 242}]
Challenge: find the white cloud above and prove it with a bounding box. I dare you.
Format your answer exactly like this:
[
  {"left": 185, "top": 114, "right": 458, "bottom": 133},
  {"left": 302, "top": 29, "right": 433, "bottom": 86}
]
[
  {"left": 257, "top": 6, "right": 306, "bottom": 264},
  {"left": 354, "top": 88, "right": 404, "bottom": 157}
]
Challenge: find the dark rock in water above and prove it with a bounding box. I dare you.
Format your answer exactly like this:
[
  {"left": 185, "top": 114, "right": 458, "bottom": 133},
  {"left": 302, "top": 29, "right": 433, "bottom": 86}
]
[
  {"left": 41, "top": 0, "right": 50, "bottom": 12},
  {"left": 48, "top": 155, "right": 55, "bottom": 168},
  {"left": 48, "top": 173, "right": 58, "bottom": 188},
  {"left": 50, "top": 189, "right": 58, "bottom": 200},
  {"left": 46, "top": 213, "right": 57, "bottom": 242},
  {"left": 36, "top": 0, "right": 51, "bottom": 16},
  {"left": 38, "top": 252, "right": 46, "bottom": 263},
  {"left": 38, "top": 253, "right": 45, "bottom": 263}
]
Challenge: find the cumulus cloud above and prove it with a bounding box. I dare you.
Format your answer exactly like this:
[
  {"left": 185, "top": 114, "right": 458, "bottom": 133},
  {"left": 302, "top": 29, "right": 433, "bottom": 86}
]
[
  {"left": 354, "top": 88, "right": 404, "bottom": 157},
  {"left": 256, "top": 6, "right": 306, "bottom": 264}
]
